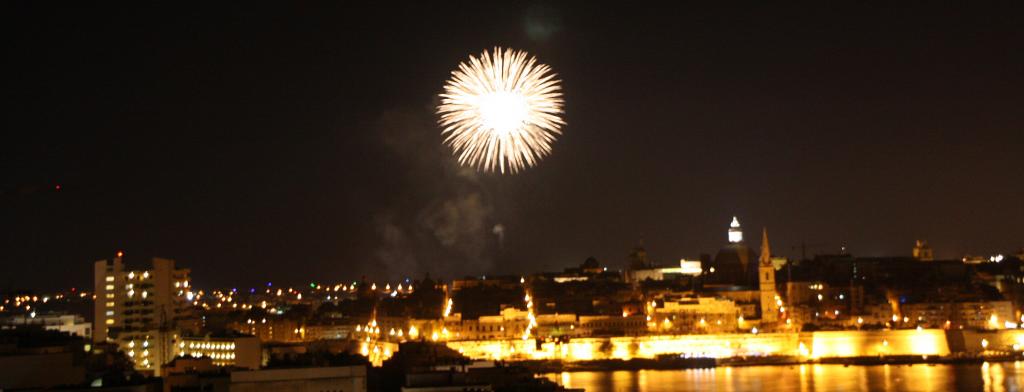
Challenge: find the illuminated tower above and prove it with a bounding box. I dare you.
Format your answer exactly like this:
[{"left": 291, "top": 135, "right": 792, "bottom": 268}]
[
  {"left": 728, "top": 216, "right": 743, "bottom": 243},
  {"left": 758, "top": 228, "right": 778, "bottom": 323},
  {"left": 93, "top": 254, "right": 193, "bottom": 375}
]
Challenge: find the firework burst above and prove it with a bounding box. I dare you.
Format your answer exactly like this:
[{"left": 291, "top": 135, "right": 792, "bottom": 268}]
[{"left": 438, "top": 47, "right": 564, "bottom": 174}]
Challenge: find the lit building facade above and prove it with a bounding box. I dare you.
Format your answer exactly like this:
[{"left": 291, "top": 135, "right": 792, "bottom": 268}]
[
  {"left": 232, "top": 318, "right": 303, "bottom": 343},
  {"left": 305, "top": 323, "right": 355, "bottom": 341},
  {"left": 93, "top": 255, "right": 194, "bottom": 374},
  {"left": 177, "top": 335, "right": 261, "bottom": 369},
  {"left": 577, "top": 315, "right": 647, "bottom": 336},
  {"left": 116, "top": 332, "right": 176, "bottom": 374},
  {"left": 625, "top": 259, "right": 702, "bottom": 285},
  {"left": 444, "top": 308, "right": 530, "bottom": 341},
  {"left": 900, "top": 300, "right": 1014, "bottom": 330},
  {"left": 650, "top": 297, "right": 741, "bottom": 333}
]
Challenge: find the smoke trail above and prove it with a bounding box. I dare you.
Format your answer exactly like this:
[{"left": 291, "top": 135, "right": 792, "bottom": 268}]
[{"left": 369, "top": 105, "right": 497, "bottom": 280}]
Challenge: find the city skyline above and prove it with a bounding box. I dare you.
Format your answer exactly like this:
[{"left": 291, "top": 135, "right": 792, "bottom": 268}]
[
  {"left": 5, "top": 3, "right": 1022, "bottom": 292},
  {"left": 5, "top": 215, "right": 1019, "bottom": 293},
  {"left": 5, "top": 3, "right": 1024, "bottom": 391},
  {"left": 8, "top": 223, "right": 1024, "bottom": 386}
]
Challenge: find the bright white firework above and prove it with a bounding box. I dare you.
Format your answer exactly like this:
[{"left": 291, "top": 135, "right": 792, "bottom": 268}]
[{"left": 438, "top": 47, "right": 564, "bottom": 174}]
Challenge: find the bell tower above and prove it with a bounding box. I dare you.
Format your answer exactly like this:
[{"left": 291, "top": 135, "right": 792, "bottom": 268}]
[{"left": 758, "top": 228, "right": 778, "bottom": 322}]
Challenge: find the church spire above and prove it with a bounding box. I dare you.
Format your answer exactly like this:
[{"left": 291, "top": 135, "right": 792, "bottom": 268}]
[
  {"left": 760, "top": 227, "right": 772, "bottom": 266},
  {"left": 757, "top": 227, "right": 778, "bottom": 323}
]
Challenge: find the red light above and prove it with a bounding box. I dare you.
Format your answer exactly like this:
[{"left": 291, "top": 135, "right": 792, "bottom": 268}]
[
  {"left": 55, "top": 184, "right": 61, "bottom": 191},
  {"left": 116, "top": 251, "right": 124, "bottom": 258}
]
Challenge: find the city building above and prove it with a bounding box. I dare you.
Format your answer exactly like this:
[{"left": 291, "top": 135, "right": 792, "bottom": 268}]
[
  {"left": 177, "top": 334, "right": 261, "bottom": 369},
  {"left": 1, "top": 312, "right": 91, "bottom": 338},
  {"left": 0, "top": 329, "right": 87, "bottom": 390},
  {"left": 231, "top": 317, "right": 304, "bottom": 343},
  {"left": 576, "top": 315, "right": 647, "bottom": 336},
  {"left": 626, "top": 259, "right": 702, "bottom": 285},
  {"left": 93, "top": 254, "right": 195, "bottom": 374},
  {"left": 444, "top": 307, "right": 530, "bottom": 341},
  {"left": 649, "top": 296, "right": 741, "bottom": 333},
  {"left": 305, "top": 322, "right": 356, "bottom": 341},
  {"left": 93, "top": 254, "right": 194, "bottom": 342},
  {"left": 900, "top": 300, "right": 1014, "bottom": 330}
]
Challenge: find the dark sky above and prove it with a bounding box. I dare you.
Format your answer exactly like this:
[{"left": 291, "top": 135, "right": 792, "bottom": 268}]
[{"left": 4, "top": 2, "right": 1022, "bottom": 291}]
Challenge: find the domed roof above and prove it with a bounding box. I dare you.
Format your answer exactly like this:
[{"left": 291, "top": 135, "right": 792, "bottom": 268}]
[
  {"left": 706, "top": 242, "right": 759, "bottom": 287},
  {"left": 702, "top": 217, "right": 761, "bottom": 287}
]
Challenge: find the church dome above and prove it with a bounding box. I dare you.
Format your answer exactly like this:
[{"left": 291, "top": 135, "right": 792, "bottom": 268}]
[
  {"left": 705, "top": 217, "right": 760, "bottom": 287},
  {"left": 708, "top": 243, "right": 759, "bottom": 287}
]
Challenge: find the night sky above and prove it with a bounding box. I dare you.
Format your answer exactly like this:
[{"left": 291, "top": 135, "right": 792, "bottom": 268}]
[{"left": 4, "top": 3, "right": 1022, "bottom": 291}]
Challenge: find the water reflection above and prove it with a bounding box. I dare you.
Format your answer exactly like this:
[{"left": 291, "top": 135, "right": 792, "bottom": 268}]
[{"left": 545, "top": 362, "right": 1024, "bottom": 392}]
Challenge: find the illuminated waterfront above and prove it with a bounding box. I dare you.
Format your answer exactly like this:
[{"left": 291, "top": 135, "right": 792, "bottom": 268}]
[{"left": 545, "top": 362, "right": 1024, "bottom": 391}]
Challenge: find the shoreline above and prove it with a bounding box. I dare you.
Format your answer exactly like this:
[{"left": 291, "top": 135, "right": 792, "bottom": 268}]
[{"left": 516, "top": 353, "right": 1024, "bottom": 373}]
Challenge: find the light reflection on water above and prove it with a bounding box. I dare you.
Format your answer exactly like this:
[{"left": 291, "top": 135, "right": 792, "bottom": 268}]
[{"left": 544, "top": 362, "right": 1024, "bottom": 391}]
